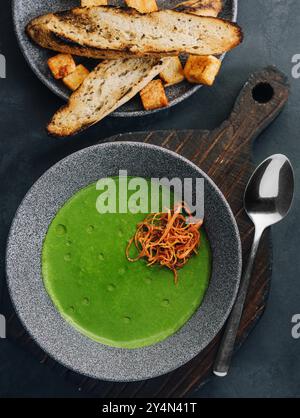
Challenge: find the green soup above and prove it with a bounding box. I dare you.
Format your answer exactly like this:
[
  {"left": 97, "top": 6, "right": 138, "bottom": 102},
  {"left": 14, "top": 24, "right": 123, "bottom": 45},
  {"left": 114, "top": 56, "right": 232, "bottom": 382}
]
[{"left": 42, "top": 177, "right": 211, "bottom": 348}]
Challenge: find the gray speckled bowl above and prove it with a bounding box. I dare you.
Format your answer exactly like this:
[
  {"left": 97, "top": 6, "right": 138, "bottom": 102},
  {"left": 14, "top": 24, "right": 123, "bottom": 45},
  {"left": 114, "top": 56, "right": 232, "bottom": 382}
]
[
  {"left": 6, "top": 141, "right": 242, "bottom": 381},
  {"left": 12, "top": 0, "right": 238, "bottom": 117}
]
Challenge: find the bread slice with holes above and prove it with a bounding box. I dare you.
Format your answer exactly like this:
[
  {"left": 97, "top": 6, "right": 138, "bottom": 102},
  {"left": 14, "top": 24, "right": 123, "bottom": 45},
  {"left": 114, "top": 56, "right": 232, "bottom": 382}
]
[
  {"left": 47, "top": 57, "right": 168, "bottom": 137},
  {"left": 26, "top": 6, "right": 242, "bottom": 59}
]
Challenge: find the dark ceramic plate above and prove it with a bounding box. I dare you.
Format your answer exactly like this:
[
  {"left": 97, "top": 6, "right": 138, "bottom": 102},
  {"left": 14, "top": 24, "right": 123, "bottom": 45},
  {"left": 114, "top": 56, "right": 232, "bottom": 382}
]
[
  {"left": 12, "top": 0, "right": 238, "bottom": 117},
  {"left": 6, "top": 141, "right": 242, "bottom": 381}
]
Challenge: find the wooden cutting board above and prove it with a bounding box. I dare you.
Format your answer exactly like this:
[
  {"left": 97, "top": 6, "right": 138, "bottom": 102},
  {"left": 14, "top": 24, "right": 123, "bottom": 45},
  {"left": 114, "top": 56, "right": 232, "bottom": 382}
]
[{"left": 7, "top": 66, "right": 289, "bottom": 397}]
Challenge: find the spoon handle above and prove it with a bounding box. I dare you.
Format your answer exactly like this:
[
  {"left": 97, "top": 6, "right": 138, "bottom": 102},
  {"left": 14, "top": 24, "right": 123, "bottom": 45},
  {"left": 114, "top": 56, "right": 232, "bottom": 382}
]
[{"left": 213, "top": 225, "right": 265, "bottom": 376}]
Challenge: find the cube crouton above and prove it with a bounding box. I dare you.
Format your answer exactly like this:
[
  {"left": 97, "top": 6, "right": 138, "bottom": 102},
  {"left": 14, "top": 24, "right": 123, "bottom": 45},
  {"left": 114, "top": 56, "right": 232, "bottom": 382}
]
[
  {"left": 159, "top": 57, "right": 184, "bottom": 86},
  {"left": 63, "top": 65, "right": 90, "bottom": 91},
  {"left": 140, "top": 79, "right": 169, "bottom": 110},
  {"left": 81, "top": 0, "right": 108, "bottom": 6},
  {"left": 125, "top": 0, "right": 158, "bottom": 13},
  {"left": 184, "top": 55, "right": 222, "bottom": 86},
  {"left": 47, "top": 54, "right": 76, "bottom": 80}
]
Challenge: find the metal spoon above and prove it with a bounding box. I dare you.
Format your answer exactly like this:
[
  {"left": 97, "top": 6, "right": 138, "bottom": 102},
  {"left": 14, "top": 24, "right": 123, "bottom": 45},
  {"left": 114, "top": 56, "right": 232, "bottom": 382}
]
[{"left": 213, "top": 154, "right": 294, "bottom": 377}]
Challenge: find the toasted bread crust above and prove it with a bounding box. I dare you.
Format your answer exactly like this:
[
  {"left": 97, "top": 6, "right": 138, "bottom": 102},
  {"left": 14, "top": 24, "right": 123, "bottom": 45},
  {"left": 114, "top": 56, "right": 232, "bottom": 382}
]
[
  {"left": 27, "top": 6, "right": 242, "bottom": 59},
  {"left": 175, "top": 0, "right": 223, "bottom": 17}
]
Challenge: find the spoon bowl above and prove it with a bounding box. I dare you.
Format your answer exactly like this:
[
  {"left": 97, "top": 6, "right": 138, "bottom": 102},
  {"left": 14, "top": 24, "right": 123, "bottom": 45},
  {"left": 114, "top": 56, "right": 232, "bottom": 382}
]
[{"left": 244, "top": 154, "right": 294, "bottom": 229}]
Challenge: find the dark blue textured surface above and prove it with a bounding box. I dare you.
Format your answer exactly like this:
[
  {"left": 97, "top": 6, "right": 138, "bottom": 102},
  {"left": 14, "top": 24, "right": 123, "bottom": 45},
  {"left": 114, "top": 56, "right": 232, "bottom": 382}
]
[{"left": 0, "top": 0, "right": 299, "bottom": 397}]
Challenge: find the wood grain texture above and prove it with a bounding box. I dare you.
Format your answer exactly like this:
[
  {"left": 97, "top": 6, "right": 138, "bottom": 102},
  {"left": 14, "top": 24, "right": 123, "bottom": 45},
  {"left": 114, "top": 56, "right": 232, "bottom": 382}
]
[{"left": 6, "top": 66, "right": 289, "bottom": 397}]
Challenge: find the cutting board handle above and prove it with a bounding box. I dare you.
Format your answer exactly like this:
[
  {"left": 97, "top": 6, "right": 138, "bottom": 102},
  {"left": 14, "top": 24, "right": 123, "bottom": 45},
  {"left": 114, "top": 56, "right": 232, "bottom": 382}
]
[{"left": 226, "top": 66, "right": 289, "bottom": 145}]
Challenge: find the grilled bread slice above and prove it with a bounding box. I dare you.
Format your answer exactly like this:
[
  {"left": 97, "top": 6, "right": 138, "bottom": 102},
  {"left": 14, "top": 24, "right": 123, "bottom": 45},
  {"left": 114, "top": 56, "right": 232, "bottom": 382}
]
[
  {"left": 26, "top": 6, "right": 242, "bottom": 59},
  {"left": 175, "top": 0, "right": 223, "bottom": 17},
  {"left": 47, "top": 57, "right": 168, "bottom": 137}
]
